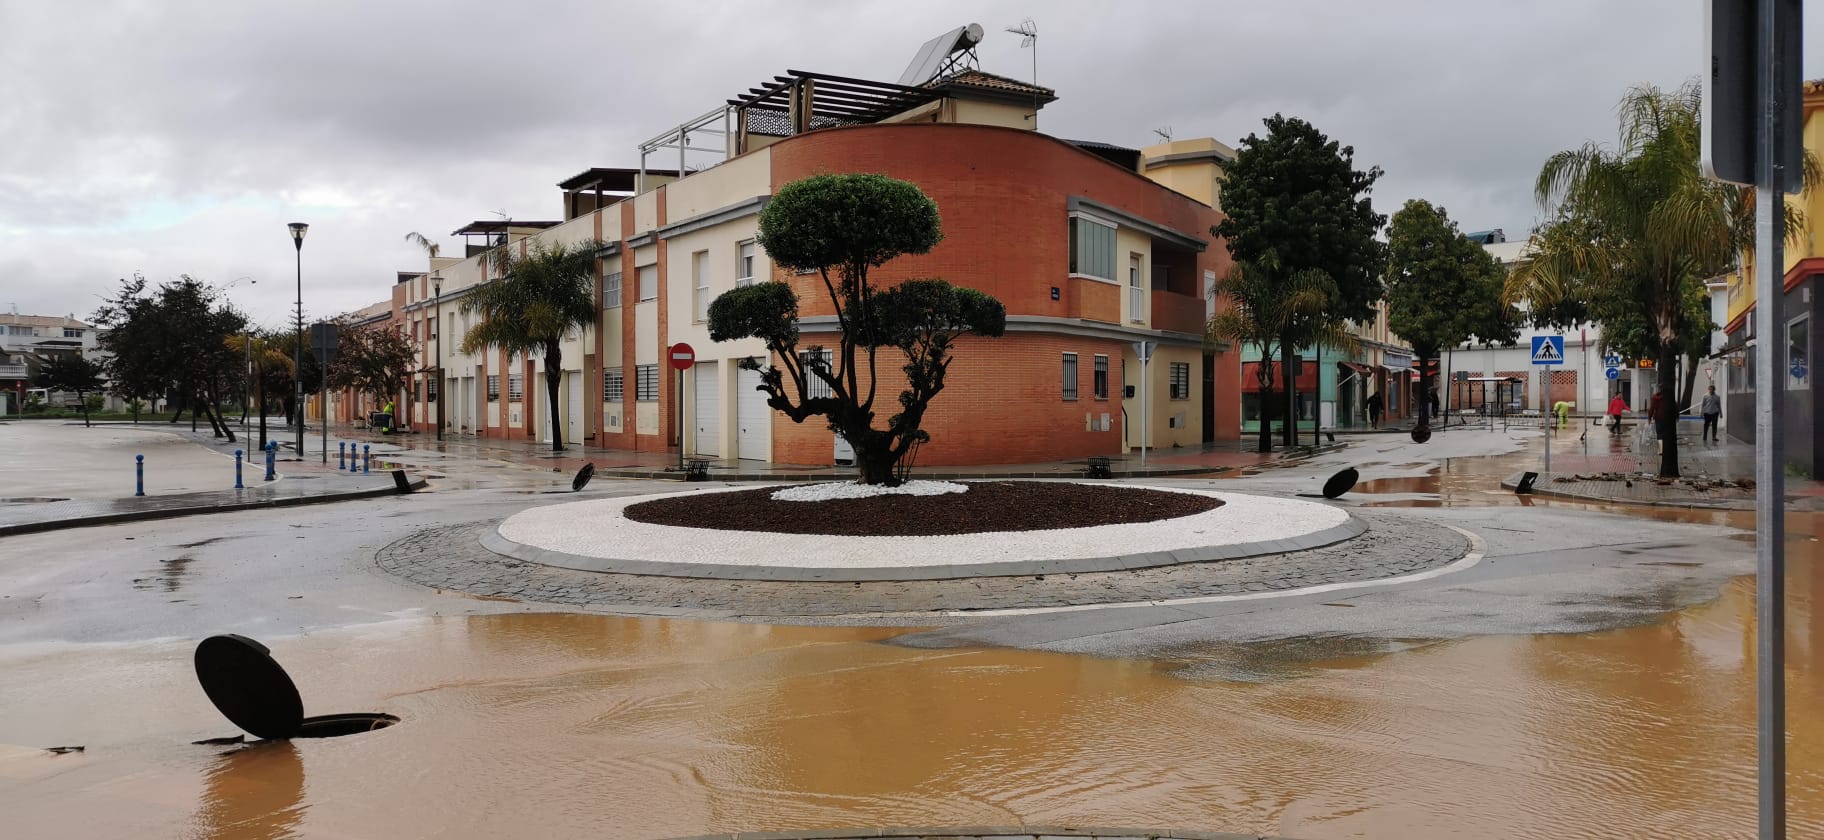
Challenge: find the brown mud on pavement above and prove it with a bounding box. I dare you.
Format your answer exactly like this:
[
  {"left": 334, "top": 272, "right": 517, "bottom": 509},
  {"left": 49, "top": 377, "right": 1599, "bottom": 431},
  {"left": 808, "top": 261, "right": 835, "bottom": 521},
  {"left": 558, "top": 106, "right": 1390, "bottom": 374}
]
[{"left": 4, "top": 580, "right": 1824, "bottom": 840}]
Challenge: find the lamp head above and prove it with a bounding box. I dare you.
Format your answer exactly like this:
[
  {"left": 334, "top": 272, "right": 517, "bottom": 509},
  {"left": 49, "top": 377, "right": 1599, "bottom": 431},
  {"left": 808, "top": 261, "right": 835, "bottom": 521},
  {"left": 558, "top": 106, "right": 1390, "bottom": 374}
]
[{"left": 287, "top": 222, "right": 309, "bottom": 250}]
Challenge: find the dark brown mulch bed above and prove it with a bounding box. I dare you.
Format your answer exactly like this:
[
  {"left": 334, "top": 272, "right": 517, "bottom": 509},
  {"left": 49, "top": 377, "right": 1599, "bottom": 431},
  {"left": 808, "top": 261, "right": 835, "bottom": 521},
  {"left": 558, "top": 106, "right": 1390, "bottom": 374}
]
[{"left": 623, "top": 481, "right": 1222, "bottom": 536}]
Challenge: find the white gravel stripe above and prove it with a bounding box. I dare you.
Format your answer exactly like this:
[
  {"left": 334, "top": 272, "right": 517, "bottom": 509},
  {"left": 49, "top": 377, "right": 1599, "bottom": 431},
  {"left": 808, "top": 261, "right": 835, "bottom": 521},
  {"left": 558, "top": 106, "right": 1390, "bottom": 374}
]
[{"left": 496, "top": 484, "right": 1350, "bottom": 570}]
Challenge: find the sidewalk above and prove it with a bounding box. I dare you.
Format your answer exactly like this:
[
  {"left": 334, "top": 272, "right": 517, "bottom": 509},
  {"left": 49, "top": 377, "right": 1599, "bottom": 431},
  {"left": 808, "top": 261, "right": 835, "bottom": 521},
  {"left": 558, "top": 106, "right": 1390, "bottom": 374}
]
[{"left": 1496, "top": 418, "right": 1824, "bottom": 509}]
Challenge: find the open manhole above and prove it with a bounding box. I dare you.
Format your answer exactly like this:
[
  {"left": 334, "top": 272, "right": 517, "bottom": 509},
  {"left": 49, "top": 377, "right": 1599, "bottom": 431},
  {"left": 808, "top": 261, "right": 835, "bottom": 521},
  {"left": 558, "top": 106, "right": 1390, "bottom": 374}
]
[{"left": 194, "top": 634, "right": 398, "bottom": 740}]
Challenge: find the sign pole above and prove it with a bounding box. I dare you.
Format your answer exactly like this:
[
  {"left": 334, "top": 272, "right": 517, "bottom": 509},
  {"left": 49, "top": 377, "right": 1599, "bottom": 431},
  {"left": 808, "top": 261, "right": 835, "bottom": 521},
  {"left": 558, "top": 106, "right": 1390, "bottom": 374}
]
[
  {"left": 667, "top": 342, "right": 697, "bottom": 474},
  {"left": 1753, "top": 0, "right": 1790, "bottom": 834},
  {"left": 677, "top": 368, "right": 684, "bottom": 472}
]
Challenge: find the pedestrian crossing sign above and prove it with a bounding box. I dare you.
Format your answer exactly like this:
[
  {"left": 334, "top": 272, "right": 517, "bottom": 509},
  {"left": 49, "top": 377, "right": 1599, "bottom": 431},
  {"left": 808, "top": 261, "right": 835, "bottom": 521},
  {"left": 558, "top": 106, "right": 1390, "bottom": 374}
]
[{"left": 1531, "top": 335, "right": 1565, "bottom": 365}]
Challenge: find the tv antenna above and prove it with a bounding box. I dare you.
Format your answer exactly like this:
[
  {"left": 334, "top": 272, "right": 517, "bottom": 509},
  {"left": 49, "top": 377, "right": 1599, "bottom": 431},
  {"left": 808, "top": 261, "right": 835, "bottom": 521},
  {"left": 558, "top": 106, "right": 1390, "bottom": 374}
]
[
  {"left": 1005, "top": 19, "right": 1039, "bottom": 127},
  {"left": 1153, "top": 126, "right": 1173, "bottom": 143}
]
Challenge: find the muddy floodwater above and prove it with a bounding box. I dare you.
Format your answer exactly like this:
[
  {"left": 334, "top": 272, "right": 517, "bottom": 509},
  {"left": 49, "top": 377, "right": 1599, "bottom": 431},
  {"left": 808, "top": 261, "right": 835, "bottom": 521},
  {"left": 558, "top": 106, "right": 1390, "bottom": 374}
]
[{"left": 2, "top": 529, "right": 1822, "bottom": 840}]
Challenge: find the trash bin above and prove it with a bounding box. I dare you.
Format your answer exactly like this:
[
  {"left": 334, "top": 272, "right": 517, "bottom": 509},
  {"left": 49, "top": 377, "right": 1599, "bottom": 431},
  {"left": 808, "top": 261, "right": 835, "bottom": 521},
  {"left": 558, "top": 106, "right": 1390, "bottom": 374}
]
[{"left": 369, "top": 412, "right": 393, "bottom": 430}]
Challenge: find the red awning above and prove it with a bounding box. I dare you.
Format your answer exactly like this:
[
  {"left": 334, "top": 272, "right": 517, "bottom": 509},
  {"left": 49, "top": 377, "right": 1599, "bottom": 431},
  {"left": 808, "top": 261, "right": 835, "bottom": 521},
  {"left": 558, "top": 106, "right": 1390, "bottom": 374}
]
[{"left": 1242, "top": 360, "right": 1318, "bottom": 393}]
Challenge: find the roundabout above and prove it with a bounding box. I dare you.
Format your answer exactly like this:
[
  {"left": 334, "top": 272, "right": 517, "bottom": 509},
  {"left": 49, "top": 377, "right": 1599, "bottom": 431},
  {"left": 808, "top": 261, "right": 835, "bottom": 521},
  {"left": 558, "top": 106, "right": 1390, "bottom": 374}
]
[{"left": 488, "top": 482, "right": 1363, "bottom": 581}]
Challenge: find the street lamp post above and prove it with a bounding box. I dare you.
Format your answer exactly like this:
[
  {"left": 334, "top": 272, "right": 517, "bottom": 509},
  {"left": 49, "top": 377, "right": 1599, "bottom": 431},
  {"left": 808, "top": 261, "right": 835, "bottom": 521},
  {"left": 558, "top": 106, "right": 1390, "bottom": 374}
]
[
  {"left": 288, "top": 222, "right": 308, "bottom": 460},
  {"left": 434, "top": 280, "right": 443, "bottom": 443}
]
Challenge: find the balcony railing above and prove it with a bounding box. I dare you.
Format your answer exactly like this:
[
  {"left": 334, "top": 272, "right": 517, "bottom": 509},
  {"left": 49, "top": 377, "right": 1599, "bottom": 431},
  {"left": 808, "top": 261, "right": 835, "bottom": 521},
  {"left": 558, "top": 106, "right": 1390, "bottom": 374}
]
[
  {"left": 1150, "top": 290, "right": 1207, "bottom": 335},
  {"left": 0, "top": 364, "right": 27, "bottom": 379}
]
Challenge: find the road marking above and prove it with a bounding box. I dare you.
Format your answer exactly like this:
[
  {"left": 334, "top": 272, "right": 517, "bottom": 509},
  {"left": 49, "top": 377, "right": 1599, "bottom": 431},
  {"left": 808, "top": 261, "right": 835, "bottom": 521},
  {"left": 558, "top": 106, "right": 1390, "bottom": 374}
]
[{"left": 936, "top": 524, "right": 1489, "bottom": 618}]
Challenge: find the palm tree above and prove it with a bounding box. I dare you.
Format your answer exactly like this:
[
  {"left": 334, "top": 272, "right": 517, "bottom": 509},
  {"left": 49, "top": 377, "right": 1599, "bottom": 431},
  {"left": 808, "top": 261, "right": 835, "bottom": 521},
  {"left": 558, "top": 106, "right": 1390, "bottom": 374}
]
[
  {"left": 1207, "top": 258, "right": 1358, "bottom": 453},
  {"left": 229, "top": 332, "right": 295, "bottom": 449},
  {"left": 1510, "top": 80, "right": 1817, "bottom": 477},
  {"left": 459, "top": 238, "right": 602, "bottom": 452}
]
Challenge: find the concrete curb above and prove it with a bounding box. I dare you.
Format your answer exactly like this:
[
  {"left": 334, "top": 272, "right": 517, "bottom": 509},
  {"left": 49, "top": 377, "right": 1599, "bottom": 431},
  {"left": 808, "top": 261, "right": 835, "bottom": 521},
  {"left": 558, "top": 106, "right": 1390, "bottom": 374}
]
[
  {"left": 663, "top": 827, "right": 1288, "bottom": 840},
  {"left": 0, "top": 478, "right": 428, "bottom": 538},
  {"left": 479, "top": 510, "right": 1369, "bottom": 583}
]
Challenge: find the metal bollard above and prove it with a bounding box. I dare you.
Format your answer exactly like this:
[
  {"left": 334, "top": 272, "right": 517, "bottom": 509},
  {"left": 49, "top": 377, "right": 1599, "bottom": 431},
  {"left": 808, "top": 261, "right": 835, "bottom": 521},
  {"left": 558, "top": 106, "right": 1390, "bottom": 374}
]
[
  {"left": 338, "top": 441, "right": 346, "bottom": 470},
  {"left": 363, "top": 444, "right": 371, "bottom": 474},
  {"left": 234, "top": 449, "right": 244, "bottom": 489},
  {"left": 264, "top": 441, "right": 277, "bottom": 482},
  {"left": 135, "top": 454, "right": 145, "bottom": 497}
]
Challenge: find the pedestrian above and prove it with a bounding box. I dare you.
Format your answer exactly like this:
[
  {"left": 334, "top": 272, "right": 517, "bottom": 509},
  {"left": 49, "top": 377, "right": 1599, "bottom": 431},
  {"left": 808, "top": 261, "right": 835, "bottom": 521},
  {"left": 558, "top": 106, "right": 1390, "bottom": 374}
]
[
  {"left": 1607, "top": 392, "right": 1629, "bottom": 433},
  {"left": 1701, "top": 384, "right": 1722, "bottom": 444},
  {"left": 1366, "top": 390, "right": 1383, "bottom": 428},
  {"left": 1553, "top": 399, "right": 1572, "bottom": 429},
  {"left": 1428, "top": 387, "right": 1441, "bottom": 419},
  {"left": 383, "top": 399, "right": 396, "bottom": 434},
  {"left": 1648, "top": 388, "right": 1665, "bottom": 440}
]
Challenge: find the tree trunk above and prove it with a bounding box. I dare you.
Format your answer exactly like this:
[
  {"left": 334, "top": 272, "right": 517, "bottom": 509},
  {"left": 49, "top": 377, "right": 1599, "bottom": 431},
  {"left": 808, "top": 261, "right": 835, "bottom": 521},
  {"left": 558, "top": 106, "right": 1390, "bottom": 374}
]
[
  {"left": 545, "top": 342, "right": 565, "bottom": 452},
  {"left": 1280, "top": 340, "right": 1297, "bottom": 448},
  {"left": 1657, "top": 347, "right": 1681, "bottom": 477},
  {"left": 1416, "top": 354, "right": 1431, "bottom": 427},
  {"left": 169, "top": 393, "right": 185, "bottom": 424},
  {"left": 856, "top": 443, "right": 898, "bottom": 485},
  {"left": 256, "top": 374, "right": 267, "bottom": 449},
  {"left": 78, "top": 389, "right": 91, "bottom": 428},
  {"left": 1257, "top": 380, "right": 1275, "bottom": 453}
]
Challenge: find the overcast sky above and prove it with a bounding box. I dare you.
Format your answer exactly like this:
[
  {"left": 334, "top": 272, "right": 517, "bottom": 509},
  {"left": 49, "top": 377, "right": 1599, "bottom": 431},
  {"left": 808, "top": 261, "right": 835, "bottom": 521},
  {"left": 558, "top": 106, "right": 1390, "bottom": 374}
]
[{"left": 3, "top": 0, "right": 1820, "bottom": 330}]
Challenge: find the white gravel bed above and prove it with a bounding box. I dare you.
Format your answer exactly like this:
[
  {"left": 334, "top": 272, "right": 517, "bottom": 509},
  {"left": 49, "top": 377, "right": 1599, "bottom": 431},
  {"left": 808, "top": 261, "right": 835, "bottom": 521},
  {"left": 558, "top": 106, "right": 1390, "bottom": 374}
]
[
  {"left": 496, "top": 484, "right": 1350, "bottom": 570},
  {"left": 770, "top": 480, "right": 968, "bottom": 502}
]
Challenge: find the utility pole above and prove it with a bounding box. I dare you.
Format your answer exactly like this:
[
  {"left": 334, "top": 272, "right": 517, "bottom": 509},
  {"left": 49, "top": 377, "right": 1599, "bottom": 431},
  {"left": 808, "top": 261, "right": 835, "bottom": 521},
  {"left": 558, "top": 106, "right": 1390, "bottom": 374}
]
[{"left": 288, "top": 223, "right": 308, "bottom": 460}]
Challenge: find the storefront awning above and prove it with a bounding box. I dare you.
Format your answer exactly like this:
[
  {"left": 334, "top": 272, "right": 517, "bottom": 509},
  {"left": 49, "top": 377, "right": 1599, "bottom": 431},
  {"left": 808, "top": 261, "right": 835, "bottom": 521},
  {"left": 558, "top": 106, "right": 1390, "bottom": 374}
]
[
  {"left": 1338, "top": 361, "right": 1374, "bottom": 376},
  {"left": 1383, "top": 352, "right": 1413, "bottom": 371}
]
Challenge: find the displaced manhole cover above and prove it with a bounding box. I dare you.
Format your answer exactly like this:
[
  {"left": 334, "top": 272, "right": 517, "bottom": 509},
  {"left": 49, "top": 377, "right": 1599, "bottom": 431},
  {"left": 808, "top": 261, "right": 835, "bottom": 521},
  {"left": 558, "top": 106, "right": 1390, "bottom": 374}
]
[{"left": 194, "top": 634, "right": 398, "bottom": 740}]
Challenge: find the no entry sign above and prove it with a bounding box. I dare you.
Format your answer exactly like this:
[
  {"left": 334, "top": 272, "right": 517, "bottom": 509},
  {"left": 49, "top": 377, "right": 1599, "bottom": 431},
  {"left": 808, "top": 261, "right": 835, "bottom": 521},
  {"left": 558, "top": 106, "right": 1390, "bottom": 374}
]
[{"left": 668, "top": 342, "right": 696, "bottom": 371}]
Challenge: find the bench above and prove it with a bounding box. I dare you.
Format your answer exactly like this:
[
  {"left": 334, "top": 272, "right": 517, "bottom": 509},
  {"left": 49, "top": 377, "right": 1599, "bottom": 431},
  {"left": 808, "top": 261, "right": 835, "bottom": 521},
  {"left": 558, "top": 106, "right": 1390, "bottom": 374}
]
[
  {"left": 684, "top": 459, "right": 711, "bottom": 482},
  {"left": 1084, "top": 456, "right": 1113, "bottom": 479}
]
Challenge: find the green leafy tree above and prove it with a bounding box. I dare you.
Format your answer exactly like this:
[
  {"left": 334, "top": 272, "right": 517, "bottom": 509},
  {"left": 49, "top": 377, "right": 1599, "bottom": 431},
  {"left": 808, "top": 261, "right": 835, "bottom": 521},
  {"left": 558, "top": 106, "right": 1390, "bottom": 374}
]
[
  {"left": 708, "top": 174, "right": 1006, "bottom": 485},
  {"left": 1214, "top": 114, "right": 1388, "bottom": 445},
  {"left": 228, "top": 331, "right": 294, "bottom": 448},
  {"left": 1384, "top": 199, "right": 1521, "bottom": 425},
  {"left": 92, "top": 274, "right": 247, "bottom": 441},
  {"left": 1509, "top": 80, "right": 1819, "bottom": 476},
  {"left": 327, "top": 322, "right": 419, "bottom": 413},
  {"left": 32, "top": 353, "right": 106, "bottom": 427},
  {"left": 459, "top": 237, "right": 602, "bottom": 452},
  {"left": 1207, "top": 258, "right": 1358, "bottom": 452}
]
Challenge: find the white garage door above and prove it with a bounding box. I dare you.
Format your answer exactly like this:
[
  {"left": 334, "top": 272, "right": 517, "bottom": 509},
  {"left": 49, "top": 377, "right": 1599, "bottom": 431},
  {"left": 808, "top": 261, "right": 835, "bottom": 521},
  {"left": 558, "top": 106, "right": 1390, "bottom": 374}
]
[
  {"left": 737, "top": 361, "right": 769, "bottom": 461},
  {"left": 693, "top": 361, "right": 719, "bottom": 457}
]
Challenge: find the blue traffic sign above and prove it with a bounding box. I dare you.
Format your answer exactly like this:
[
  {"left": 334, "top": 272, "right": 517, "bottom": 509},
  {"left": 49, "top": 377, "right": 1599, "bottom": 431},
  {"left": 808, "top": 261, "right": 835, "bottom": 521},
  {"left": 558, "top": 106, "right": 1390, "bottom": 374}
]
[
  {"left": 1606, "top": 367, "right": 1621, "bottom": 380},
  {"left": 1604, "top": 354, "right": 1623, "bottom": 368},
  {"left": 1793, "top": 364, "right": 1808, "bottom": 380},
  {"left": 1531, "top": 335, "right": 1566, "bottom": 365}
]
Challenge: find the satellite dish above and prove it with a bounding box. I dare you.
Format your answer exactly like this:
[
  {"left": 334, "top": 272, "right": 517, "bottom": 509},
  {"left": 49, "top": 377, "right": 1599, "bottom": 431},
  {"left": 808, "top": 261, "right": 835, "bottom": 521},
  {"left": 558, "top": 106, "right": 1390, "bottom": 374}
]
[
  {"left": 572, "top": 463, "right": 596, "bottom": 492},
  {"left": 898, "top": 23, "right": 985, "bottom": 85}
]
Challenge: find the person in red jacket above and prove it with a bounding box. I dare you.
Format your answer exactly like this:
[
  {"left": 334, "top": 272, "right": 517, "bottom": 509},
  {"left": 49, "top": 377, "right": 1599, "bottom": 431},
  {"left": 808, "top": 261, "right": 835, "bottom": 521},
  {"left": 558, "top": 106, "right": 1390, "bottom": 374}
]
[
  {"left": 1648, "top": 388, "right": 1665, "bottom": 440},
  {"left": 1607, "top": 392, "right": 1630, "bottom": 434}
]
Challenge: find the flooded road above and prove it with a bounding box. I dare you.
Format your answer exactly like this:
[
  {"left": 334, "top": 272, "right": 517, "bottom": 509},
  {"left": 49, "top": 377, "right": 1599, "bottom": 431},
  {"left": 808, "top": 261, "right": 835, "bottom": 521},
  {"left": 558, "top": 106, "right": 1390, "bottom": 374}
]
[{"left": 4, "top": 549, "right": 1823, "bottom": 840}]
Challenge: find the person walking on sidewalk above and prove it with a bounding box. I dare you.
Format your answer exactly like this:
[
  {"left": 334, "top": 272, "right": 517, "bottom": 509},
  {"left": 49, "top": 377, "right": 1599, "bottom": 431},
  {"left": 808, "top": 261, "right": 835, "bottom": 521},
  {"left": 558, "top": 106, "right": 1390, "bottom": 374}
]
[
  {"left": 1607, "top": 392, "right": 1629, "bottom": 434},
  {"left": 1648, "top": 388, "right": 1665, "bottom": 440},
  {"left": 1701, "top": 385, "right": 1722, "bottom": 444},
  {"left": 1366, "top": 391, "right": 1383, "bottom": 428}
]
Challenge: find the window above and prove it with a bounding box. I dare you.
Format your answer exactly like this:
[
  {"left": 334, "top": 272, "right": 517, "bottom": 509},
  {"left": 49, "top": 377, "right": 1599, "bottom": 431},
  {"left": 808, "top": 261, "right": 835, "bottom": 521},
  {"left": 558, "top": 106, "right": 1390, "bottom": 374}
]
[
  {"left": 486, "top": 375, "right": 500, "bottom": 402},
  {"left": 508, "top": 374, "right": 524, "bottom": 401},
  {"left": 1170, "top": 362, "right": 1190, "bottom": 399},
  {"left": 635, "top": 364, "right": 659, "bottom": 401},
  {"left": 603, "top": 272, "right": 622, "bottom": 308},
  {"left": 1069, "top": 215, "right": 1116, "bottom": 281},
  {"left": 1062, "top": 353, "right": 1079, "bottom": 400},
  {"left": 800, "top": 349, "right": 834, "bottom": 398},
  {"left": 1790, "top": 314, "right": 1810, "bottom": 391},
  {"left": 1094, "top": 355, "right": 1109, "bottom": 399},
  {"left": 427, "top": 377, "right": 438, "bottom": 402},
  {"left": 693, "top": 250, "right": 710, "bottom": 322},
  {"left": 414, "top": 382, "right": 423, "bottom": 402},
  {"left": 638, "top": 265, "right": 658, "bottom": 302},
  {"left": 603, "top": 368, "right": 624, "bottom": 401},
  {"left": 736, "top": 241, "right": 757, "bottom": 287},
  {"left": 62, "top": 328, "right": 82, "bottom": 338},
  {"left": 1129, "top": 253, "right": 1145, "bottom": 324},
  {"left": 7, "top": 326, "right": 31, "bottom": 336}
]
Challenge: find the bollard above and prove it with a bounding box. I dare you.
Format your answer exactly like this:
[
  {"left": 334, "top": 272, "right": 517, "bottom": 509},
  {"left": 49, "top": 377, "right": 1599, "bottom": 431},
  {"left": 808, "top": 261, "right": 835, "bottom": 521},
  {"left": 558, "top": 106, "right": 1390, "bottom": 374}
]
[
  {"left": 264, "top": 441, "right": 277, "bottom": 482},
  {"left": 135, "top": 454, "right": 145, "bottom": 497},
  {"left": 363, "top": 444, "right": 371, "bottom": 474},
  {"left": 234, "top": 449, "right": 244, "bottom": 489},
  {"left": 338, "top": 441, "right": 346, "bottom": 470}
]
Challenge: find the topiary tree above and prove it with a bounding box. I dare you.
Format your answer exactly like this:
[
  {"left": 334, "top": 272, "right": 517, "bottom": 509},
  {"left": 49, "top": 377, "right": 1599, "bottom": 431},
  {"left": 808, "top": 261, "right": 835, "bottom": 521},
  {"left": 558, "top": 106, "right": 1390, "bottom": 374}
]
[{"left": 708, "top": 173, "right": 1006, "bottom": 485}]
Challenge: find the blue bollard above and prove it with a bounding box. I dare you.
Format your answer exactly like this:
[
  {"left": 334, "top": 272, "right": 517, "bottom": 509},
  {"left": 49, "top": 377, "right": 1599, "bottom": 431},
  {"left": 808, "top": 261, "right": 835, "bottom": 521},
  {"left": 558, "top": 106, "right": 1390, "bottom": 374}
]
[
  {"left": 363, "top": 444, "right": 371, "bottom": 474},
  {"left": 234, "top": 449, "right": 244, "bottom": 489},
  {"left": 135, "top": 454, "right": 145, "bottom": 497},
  {"left": 338, "top": 441, "right": 346, "bottom": 470},
  {"left": 349, "top": 443, "right": 359, "bottom": 472},
  {"left": 264, "top": 441, "right": 277, "bottom": 482}
]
